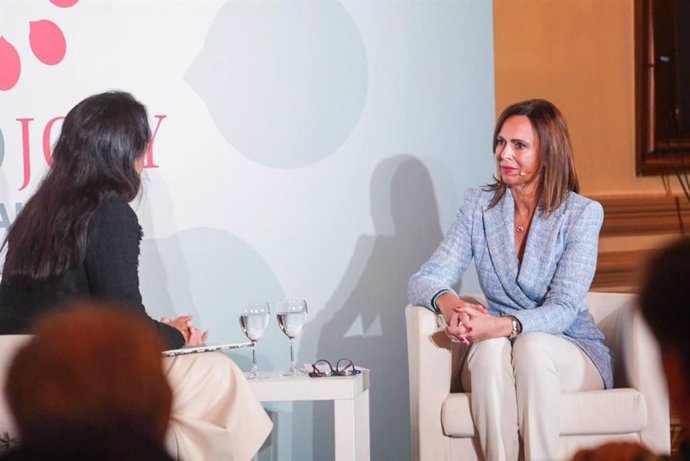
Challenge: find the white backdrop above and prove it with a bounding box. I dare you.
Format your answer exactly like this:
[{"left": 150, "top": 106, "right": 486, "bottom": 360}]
[{"left": 0, "top": 0, "right": 495, "bottom": 459}]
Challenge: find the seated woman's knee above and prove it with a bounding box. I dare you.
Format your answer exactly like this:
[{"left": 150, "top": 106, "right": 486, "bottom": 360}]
[
  {"left": 467, "top": 338, "right": 511, "bottom": 373},
  {"left": 511, "top": 333, "right": 557, "bottom": 375}
]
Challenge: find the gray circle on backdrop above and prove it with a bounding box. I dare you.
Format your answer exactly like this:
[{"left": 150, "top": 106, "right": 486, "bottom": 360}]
[
  {"left": 139, "top": 228, "right": 285, "bottom": 348},
  {"left": 185, "top": 0, "right": 368, "bottom": 168}
]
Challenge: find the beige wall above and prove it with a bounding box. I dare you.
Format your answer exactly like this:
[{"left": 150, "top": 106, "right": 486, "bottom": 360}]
[
  {"left": 493, "top": 0, "right": 690, "bottom": 292},
  {"left": 494, "top": 0, "right": 676, "bottom": 196}
]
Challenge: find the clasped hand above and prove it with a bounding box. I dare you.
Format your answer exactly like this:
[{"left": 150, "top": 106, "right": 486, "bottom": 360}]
[
  {"left": 161, "top": 315, "right": 209, "bottom": 346},
  {"left": 437, "top": 293, "right": 505, "bottom": 345}
]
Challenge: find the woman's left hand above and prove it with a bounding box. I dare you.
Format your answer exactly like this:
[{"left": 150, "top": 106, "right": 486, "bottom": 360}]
[{"left": 186, "top": 326, "right": 209, "bottom": 346}]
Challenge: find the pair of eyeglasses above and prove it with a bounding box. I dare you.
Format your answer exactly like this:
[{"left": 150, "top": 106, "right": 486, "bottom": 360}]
[{"left": 309, "top": 358, "right": 361, "bottom": 377}]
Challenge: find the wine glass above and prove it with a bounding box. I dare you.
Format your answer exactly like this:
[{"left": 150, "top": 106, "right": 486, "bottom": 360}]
[
  {"left": 239, "top": 302, "right": 270, "bottom": 379},
  {"left": 275, "top": 299, "right": 308, "bottom": 376}
]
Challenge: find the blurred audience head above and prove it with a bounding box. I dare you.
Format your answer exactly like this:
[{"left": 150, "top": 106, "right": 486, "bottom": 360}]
[
  {"left": 5, "top": 303, "right": 172, "bottom": 445},
  {"left": 570, "top": 239, "right": 690, "bottom": 460},
  {"left": 570, "top": 441, "right": 655, "bottom": 461},
  {"left": 639, "top": 237, "right": 690, "bottom": 435}
]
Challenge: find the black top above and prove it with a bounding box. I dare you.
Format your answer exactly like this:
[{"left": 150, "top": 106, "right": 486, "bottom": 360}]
[
  {"left": 0, "top": 426, "right": 175, "bottom": 461},
  {"left": 0, "top": 197, "right": 184, "bottom": 349}
]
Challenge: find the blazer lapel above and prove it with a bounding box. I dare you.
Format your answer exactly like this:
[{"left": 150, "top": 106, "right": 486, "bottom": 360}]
[
  {"left": 517, "top": 205, "right": 561, "bottom": 300},
  {"left": 482, "top": 189, "right": 519, "bottom": 293},
  {"left": 483, "top": 188, "right": 539, "bottom": 307},
  {"left": 517, "top": 210, "right": 549, "bottom": 297}
]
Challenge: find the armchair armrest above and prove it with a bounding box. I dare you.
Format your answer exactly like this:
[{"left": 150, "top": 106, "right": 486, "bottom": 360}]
[{"left": 405, "top": 305, "right": 453, "bottom": 460}]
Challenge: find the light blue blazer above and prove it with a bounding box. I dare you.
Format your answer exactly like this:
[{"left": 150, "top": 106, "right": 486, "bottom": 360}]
[{"left": 408, "top": 186, "right": 613, "bottom": 389}]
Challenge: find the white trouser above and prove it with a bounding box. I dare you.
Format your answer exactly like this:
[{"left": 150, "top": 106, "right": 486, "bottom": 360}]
[
  {"left": 163, "top": 352, "right": 273, "bottom": 461},
  {"left": 460, "top": 333, "right": 604, "bottom": 461}
]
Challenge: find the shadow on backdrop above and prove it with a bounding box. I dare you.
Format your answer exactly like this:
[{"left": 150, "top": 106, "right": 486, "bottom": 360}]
[
  {"left": 297, "top": 155, "right": 445, "bottom": 460},
  {"left": 135, "top": 181, "right": 290, "bottom": 459}
]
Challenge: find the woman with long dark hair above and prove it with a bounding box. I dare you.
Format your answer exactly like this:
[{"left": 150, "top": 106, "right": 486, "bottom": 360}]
[{"left": 0, "top": 91, "right": 272, "bottom": 460}]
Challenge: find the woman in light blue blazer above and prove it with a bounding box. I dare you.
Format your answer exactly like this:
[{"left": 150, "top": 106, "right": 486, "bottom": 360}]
[{"left": 408, "top": 99, "right": 611, "bottom": 461}]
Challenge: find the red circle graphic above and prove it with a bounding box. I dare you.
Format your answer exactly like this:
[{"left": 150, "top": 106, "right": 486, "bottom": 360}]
[
  {"left": 49, "top": 0, "right": 79, "bottom": 7},
  {"left": 29, "top": 20, "right": 67, "bottom": 65},
  {"left": 0, "top": 37, "right": 21, "bottom": 91}
]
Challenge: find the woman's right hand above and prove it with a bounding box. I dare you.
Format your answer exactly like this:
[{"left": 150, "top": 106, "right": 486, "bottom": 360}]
[
  {"left": 161, "top": 315, "right": 193, "bottom": 343},
  {"left": 161, "top": 315, "right": 209, "bottom": 346}
]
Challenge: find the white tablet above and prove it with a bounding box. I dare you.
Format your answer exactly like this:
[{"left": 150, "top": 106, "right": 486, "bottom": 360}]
[{"left": 162, "top": 341, "right": 252, "bottom": 357}]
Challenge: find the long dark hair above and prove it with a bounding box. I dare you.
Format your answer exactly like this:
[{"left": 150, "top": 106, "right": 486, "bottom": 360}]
[
  {"left": 487, "top": 99, "right": 579, "bottom": 216},
  {"left": 2, "top": 91, "right": 151, "bottom": 282}
]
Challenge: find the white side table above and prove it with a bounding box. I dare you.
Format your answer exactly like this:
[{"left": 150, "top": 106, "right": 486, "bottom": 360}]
[{"left": 247, "top": 370, "right": 370, "bottom": 461}]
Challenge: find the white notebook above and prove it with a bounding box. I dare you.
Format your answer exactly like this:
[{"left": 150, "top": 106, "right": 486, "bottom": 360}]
[{"left": 162, "top": 341, "right": 252, "bottom": 357}]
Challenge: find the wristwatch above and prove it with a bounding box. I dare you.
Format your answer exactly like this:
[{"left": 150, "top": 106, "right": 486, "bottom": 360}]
[{"left": 509, "top": 316, "right": 522, "bottom": 339}]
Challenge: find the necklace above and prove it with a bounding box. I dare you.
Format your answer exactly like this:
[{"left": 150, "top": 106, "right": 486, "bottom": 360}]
[{"left": 515, "top": 208, "right": 535, "bottom": 234}]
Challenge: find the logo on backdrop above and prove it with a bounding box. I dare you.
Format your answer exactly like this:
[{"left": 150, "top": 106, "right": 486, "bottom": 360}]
[
  {"left": 0, "top": 114, "right": 167, "bottom": 231},
  {"left": 0, "top": 0, "right": 78, "bottom": 92}
]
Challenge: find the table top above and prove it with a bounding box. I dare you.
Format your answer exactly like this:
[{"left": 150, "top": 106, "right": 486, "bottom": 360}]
[{"left": 247, "top": 369, "right": 369, "bottom": 402}]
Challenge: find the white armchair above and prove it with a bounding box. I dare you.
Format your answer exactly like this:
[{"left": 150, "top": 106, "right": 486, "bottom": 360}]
[{"left": 405, "top": 292, "right": 671, "bottom": 461}]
